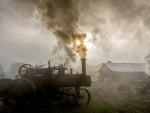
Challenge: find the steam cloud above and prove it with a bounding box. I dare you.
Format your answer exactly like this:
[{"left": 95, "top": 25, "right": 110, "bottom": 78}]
[
  {"left": 33, "top": 0, "right": 80, "bottom": 63},
  {"left": 1, "top": 0, "right": 150, "bottom": 69},
  {"left": 28, "top": 0, "right": 150, "bottom": 63}
]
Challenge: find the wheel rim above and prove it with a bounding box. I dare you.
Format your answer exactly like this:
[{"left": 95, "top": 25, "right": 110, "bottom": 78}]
[
  {"left": 75, "top": 88, "right": 91, "bottom": 105},
  {"left": 18, "top": 64, "right": 33, "bottom": 78}
]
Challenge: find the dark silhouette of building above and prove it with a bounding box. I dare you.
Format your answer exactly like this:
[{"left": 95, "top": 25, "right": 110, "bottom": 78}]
[{"left": 99, "top": 62, "right": 147, "bottom": 85}]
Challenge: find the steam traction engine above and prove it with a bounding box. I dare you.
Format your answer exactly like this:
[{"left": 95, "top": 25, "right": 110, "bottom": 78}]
[{"left": 1, "top": 59, "right": 91, "bottom": 105}]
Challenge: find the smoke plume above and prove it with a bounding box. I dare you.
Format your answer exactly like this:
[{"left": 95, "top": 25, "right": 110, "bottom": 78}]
[
  {"left": 33, "top": 0, "right": 80, "bottom": 63},
  {"left": 30, "top": 0, "right": 150, "bottom": 63},
  {"left": 2, "top": 0, "right": 150, "bottom": 69}
]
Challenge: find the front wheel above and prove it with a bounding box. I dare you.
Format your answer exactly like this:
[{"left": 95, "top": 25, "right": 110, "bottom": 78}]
[{"left": 74, "top": 88, "right": 91, "bottom": 105}]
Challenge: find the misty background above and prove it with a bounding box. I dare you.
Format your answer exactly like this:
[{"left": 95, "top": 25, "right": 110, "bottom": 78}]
[{"left": 0, "top": 0, "right": 150, "bottom": 77}]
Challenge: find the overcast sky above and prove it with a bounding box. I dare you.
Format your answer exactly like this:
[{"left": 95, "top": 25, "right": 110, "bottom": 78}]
[{"left": 1, "top": 0, "right": 150, "bottom": 71}]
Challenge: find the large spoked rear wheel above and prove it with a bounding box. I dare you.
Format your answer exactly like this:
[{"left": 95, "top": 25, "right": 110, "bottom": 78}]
[{"left": 74, "top": 88, "right": 91, "bottom": 105}]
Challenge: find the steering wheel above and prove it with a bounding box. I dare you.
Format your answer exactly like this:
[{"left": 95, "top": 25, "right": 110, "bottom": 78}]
[{"left": 18, "top": 64, "right": 34, "bottom": 78}]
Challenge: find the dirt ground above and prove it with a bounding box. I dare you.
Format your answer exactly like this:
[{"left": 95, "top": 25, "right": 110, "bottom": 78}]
[{"left": 0, "top": 81, "right": 150, "bottom": 113}]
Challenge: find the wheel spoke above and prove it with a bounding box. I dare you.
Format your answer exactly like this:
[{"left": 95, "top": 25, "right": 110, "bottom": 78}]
[
  {"left": 18, "top": 64, "right": 33, "bottom": 78},
  {"left": 74, "top": 88, "right": 91, "bottom": 105}
]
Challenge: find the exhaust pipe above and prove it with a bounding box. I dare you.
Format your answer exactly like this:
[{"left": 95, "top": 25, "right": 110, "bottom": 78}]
[{"left": 81, "top": 59, "right": 86, "bottom": 75}]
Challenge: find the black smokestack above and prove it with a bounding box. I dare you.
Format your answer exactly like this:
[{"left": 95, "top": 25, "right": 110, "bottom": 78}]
[{"left": 81, "top": 58, "right": 86, "bottom": 75}]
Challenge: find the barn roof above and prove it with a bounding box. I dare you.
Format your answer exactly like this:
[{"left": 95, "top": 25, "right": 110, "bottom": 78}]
[{"left": 104, "top": 63, "right": 146, "bottom": 72}]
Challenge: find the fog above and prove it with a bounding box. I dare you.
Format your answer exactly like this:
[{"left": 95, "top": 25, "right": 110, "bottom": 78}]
[{"left": 1, "top": 0, "right": 150, "bottom": 73}]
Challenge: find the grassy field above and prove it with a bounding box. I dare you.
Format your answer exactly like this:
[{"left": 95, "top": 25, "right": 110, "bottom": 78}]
[{"left": 0, "top": 82, "right": 150, "bottom": 113}]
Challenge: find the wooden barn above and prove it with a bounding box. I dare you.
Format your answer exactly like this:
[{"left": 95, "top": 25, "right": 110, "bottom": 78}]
[{"left": 98, "top": 62, "right": 147, "bottom": 85}]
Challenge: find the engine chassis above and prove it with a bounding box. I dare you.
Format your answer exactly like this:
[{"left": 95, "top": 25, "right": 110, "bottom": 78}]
[{"left": 2, "top": 63, "right": 91, "bottom": 106}]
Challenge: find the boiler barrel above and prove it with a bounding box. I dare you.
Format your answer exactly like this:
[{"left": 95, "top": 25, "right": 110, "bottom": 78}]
[{"left": 53, "top": 75, "right": 91, "bottom": 87}]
